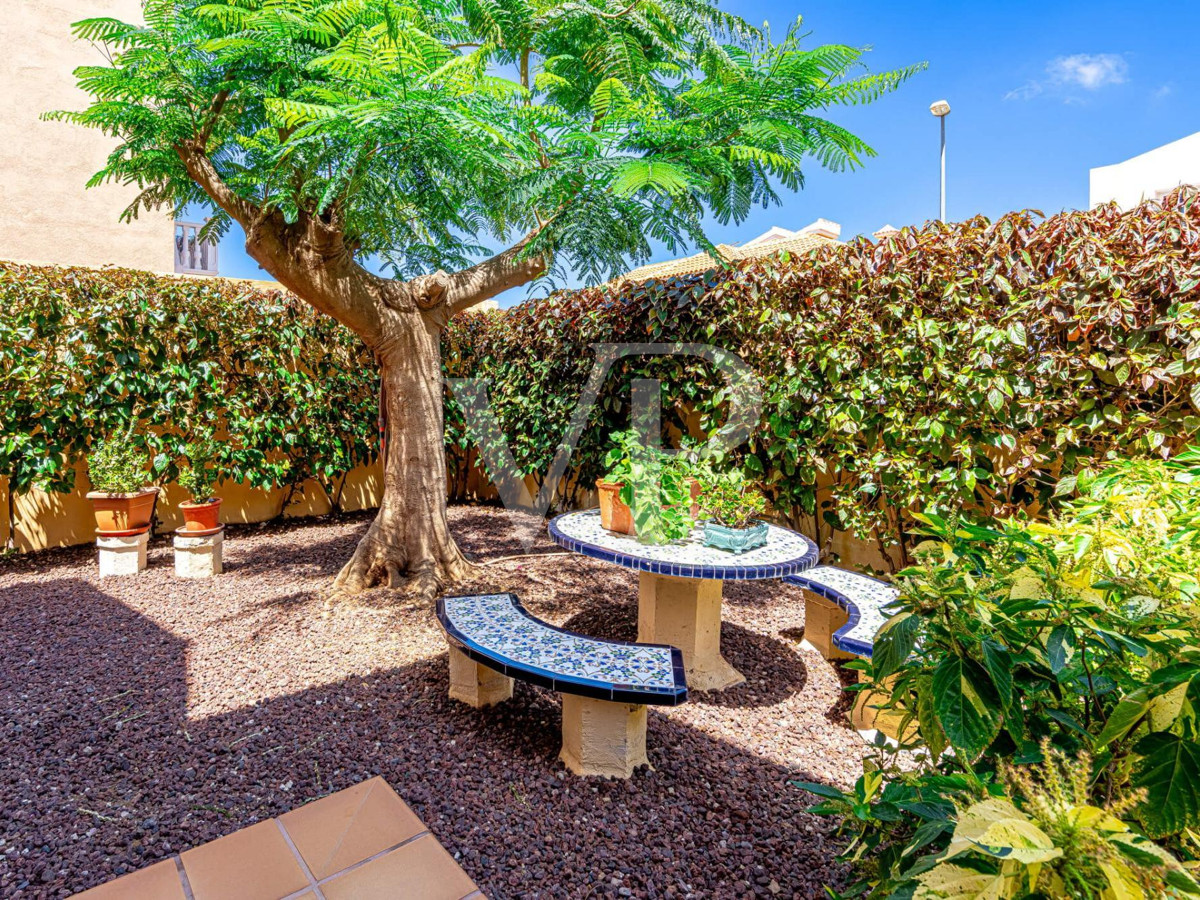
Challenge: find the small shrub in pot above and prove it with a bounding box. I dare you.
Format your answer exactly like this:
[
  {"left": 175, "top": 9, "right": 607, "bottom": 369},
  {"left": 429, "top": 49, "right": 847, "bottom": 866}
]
[
  {"left": 177, "top": 433, "right": 223, "bottom": 532},
  {"left": 697, "top": 471, "right": 768, "bottom": 553},
  {"left": 86, "top": 432, "right": 157, "bottom": 534}
]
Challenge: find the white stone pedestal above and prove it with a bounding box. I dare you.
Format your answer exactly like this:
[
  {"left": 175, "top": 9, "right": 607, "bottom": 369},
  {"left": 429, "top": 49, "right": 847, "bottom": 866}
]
[
  {"left": 447, "top": 645, "right": 513, "bottom": 708},
  {"left": 173, "top": 528, "right": 224, "bottom": 578},
  {"left": 559, "top": 694, "right": 649, "bottom": 779},
  {"left": 97, "top": 531, "right": 149, "bottom": 576}
]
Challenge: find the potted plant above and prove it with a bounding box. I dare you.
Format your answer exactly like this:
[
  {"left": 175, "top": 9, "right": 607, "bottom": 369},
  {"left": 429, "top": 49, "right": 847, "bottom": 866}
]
[
  {"left": 697, "top": 471, "right": 769, "bottom": 553},
  {"left": 596, "top": 429, "right": 639, "bottom": 534},
  {"left": 177, "top": 433, "right": 223, "bottom": 533},
  {"left": 625, "top": 453, "right": 696, "bottom": 546},
  {"left": 85, "top": 432, "right": 157, "bottom": 535}
]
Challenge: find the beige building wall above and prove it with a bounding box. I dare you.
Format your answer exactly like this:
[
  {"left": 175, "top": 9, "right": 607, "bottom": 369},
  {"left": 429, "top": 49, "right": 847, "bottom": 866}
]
[{"left": 0, "top": 0, "right": 176, "bottom": 272}]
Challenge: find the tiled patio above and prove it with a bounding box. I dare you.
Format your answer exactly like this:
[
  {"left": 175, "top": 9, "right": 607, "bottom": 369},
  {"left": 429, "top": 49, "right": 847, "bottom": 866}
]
[{"left": 76, "top": 778, "right": 481, "bottom": 900}]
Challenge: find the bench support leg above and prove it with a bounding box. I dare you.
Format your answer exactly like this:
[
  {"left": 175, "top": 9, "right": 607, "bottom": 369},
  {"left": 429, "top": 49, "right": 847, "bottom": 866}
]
[
  {"left": 638, "top": 573, "right": 743, "bottom": 691},
  {"left": 559, "top": 694, "right": 648, "bottom": 779},
  {"left": 801, "top": 592, "right": 856, "bottom": 661},
  {"left": 447, "top": 646, "right": 513, "bottom": 708}
]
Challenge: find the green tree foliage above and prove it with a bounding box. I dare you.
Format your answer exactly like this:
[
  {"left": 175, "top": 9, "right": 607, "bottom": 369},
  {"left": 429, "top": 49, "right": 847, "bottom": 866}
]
[
  {"left": 52, "top": 0, "right": 919, "bottom": 285},
  {"left": 50, "top": 0, "right": 920, "bottom": 591}
]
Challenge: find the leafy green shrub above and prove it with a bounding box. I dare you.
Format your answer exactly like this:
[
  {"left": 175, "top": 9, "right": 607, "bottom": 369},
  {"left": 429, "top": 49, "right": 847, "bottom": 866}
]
[
  {"left": 0, "top": 264, "right": 376, "bottom": 510},
  {"left": 800, "top": 449, "right": 1200, "bottom": 897},
  {"left": 695, "top": 468, "right": 767, "bottom": 529},
  {"left": 3, "top": 190, "right": 1198, "bottom": 551},
  {"left": 177, "top": 433, "right": 221, "bottom": 502},
  {"left": 446, "top": 189, "right": 1200, "bottom": 564},
  {"left": 87, "top": 433, "right": 149, "bottom": 493},
  {"left": 603, "top": 429, "right": 695, "bottom": 545}
]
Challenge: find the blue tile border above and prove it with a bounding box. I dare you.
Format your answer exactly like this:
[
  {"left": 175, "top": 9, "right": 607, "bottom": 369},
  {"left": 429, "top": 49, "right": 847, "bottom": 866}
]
[
  {"left": 548, "top": 511, "right": 819, "bottom": 581},
  {"left": 436, "top": 593, "right": 689, "bottom": 706},
  {"left": 783, "top": 566, "right": 901, "bottom": 659}
]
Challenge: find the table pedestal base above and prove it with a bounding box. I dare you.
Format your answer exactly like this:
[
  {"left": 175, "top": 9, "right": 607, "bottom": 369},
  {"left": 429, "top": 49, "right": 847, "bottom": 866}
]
[
  {"left": 638, "top": 573, "right": 745, "bottom": 691},
  {"left": 447, "top": 646, "right": 513, "bottom": 708},
  {"left": 559, "top": 694, "right": 648, "bottom": 779}
]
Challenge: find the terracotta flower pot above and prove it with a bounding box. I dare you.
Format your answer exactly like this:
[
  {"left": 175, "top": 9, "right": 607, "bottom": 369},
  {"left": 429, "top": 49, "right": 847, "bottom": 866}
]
[
  {"left": 596, "top": 480, "right": 635, "bottom": 535},
  {"left": 86, "top": 487, "right": 158, "bottom": 536},
  {"left": 179, "top": 497, "right": 222, "bottom": 533},
  {"left": 687, "top": 477, "right": 702, "bottom": 518}
]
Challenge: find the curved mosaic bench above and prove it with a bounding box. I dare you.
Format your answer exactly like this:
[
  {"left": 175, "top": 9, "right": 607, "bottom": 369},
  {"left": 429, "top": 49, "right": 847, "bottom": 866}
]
[
  {"left": 783, "top": 565, "right": 898, "bottom": 658},
  {"left": 783, "top": 566, "right": 906, "bottom": 738},
  {"left": 436, "top": 593, "right": 687, "bottom": 778}
]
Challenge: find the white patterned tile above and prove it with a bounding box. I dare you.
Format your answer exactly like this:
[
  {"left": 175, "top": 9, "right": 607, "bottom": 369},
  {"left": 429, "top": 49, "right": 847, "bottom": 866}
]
[
  {"left": 441, "top": 594, "right": 680, "bottom": 691},
  {"left": 549, "top": 510, "right": 817, "bottom": 580}
]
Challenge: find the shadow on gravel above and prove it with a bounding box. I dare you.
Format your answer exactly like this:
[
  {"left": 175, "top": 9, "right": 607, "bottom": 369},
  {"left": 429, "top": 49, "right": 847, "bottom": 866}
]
[
  {"left": 224, "top": 522, "right": 368, "bottom": 577},
  {"left": 0, "top": 573, "right": 849, "bottom": 899},
  {"left": 555, "top": 598, "right": 809, "bottom": 710}
]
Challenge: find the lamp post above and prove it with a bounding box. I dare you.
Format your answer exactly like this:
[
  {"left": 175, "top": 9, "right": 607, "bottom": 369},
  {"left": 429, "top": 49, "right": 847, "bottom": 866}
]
[{"left": 930, "top": 99, "right": 951, "bottom": 223}]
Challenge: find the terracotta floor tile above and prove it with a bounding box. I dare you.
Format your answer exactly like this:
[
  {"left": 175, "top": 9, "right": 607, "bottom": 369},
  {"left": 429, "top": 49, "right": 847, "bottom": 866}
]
[
  {"left": 279, "top": 776, "right": 425, "bottom": 880},
  {"left": 320, "top": 834, "right": 478, "bottom": 900},
  {"left": 180, "top": 820, "right": 310, "bottom": 900},
  {"left": 74, "top": 859, "right": 186, "bottom": 899}
]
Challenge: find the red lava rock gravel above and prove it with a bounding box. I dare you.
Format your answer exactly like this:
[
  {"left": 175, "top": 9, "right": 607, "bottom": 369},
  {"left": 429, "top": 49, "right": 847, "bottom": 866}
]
[{"left": 0, "top": 506, "right": 867, "bottom": 898}]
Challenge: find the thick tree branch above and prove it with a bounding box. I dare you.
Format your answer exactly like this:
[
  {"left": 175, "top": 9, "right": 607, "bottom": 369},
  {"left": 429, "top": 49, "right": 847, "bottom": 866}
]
[
  {"left": 175, "top": 142, "right": 388, "bottom": 346},
  {"left": 444, "top": 237, "right": 547, "bottom": 316},
  {"left": 175, "top": 141, "right": 258, "bottom": 227}
]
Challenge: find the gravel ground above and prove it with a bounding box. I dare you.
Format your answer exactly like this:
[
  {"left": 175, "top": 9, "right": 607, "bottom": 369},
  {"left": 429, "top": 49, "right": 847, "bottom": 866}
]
[{"left": 0, "top": 506, "right": 866, "bottom": 899}]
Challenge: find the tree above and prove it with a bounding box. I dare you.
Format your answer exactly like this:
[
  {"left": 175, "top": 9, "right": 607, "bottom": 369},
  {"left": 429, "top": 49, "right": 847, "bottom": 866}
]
[{"left": 56, "top": 0, "right": 921, "bottom": 596}]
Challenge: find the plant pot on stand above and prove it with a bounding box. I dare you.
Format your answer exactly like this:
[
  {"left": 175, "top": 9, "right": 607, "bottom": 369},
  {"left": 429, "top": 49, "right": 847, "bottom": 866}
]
[
  {"left": 86, "top": 487, "right": 158, "bottom": 536},
  {"left": 87, "top": 487, "right": 158, "bottom": 576},
  {"left": 179, "top": 497, "right": 223, "bottom": 534}
]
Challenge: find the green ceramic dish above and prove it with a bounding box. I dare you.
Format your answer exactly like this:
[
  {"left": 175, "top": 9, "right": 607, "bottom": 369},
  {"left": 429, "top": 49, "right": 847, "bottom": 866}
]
[{"left": 702, "top": 521, "right": 768, "bottom": 554}]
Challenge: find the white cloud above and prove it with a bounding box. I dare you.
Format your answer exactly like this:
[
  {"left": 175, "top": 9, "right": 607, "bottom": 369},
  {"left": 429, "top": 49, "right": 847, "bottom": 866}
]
[
  {"left": 1047, "top": 53, "right": 1128, "bottom": 90},
  {"left": 1153, "top": 83, "right": 1173, "bottom": 101},
  {"left": 1005, "top": 52, "right": 1128, "bottom": 102}
]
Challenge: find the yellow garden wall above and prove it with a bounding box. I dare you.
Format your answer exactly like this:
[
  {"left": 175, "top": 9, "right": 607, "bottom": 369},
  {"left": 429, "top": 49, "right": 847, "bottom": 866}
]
[
  {"left": 2, "top": 454, "right": 894, "bottom": 574},
  {"left": 2, "top": 460, "right": 383, "bottom": 554}
]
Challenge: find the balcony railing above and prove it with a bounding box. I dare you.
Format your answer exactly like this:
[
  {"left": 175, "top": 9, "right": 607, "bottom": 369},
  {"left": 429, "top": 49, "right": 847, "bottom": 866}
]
[{"left": 174, "top": 221, "right": 219, "bottom": 275}]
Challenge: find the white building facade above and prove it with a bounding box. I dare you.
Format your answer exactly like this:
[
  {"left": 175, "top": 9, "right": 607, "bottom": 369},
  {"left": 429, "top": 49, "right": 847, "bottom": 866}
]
[{"left": 1089, "top": 132, "right": 1200, "bottom": 210}]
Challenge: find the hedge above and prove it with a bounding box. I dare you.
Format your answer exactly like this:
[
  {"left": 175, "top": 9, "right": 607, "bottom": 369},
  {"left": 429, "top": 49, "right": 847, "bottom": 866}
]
[
  {"left": 3, "top": 190, "right": 1199, "bottom": 562},
  {"left": 0, "top": 266, "right": 377, "bottom": 512},
  {"left": 445, "top": 189, "right": 1200, "bottom": 566}
]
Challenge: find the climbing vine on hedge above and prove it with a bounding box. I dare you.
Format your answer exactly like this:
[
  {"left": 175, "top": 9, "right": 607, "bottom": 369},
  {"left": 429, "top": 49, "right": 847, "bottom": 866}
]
[
  {"left": 445, "top": 189, "right": 1200, "bottom": 565},
  {"left": 0, "top": 266, "right": 377, "bottom": 512}
]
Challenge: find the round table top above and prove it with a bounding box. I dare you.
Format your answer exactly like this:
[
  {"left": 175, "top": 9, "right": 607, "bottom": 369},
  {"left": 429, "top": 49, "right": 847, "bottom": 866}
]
[{"left": 548, "top": 509, "right": 819, "bottom": 581}]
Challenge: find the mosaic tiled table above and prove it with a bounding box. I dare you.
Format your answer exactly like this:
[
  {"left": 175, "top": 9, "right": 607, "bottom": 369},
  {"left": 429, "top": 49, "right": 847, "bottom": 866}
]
[{"left": 549, "top": 510, "right": 819, "bottom": 691}]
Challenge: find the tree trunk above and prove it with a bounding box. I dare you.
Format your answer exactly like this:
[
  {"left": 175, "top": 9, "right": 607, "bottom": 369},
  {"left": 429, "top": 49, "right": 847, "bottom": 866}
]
[
  {"left": 174, "top": 157, "right": 543, "bottom": 597},
  {"left": 331, "top": 312, "right": 474, "bottom": 597}
]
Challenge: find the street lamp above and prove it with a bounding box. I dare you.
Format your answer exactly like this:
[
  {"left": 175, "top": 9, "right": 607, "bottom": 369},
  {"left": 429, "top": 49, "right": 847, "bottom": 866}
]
[{"left": 930, "top": 99, "right": 951, "bottom": 222}]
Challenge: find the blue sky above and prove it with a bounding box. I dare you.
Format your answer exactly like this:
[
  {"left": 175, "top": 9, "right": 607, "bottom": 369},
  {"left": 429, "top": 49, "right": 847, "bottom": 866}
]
[{"left": 208, "top": 0, "right": 1200, "bottom": 304}]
